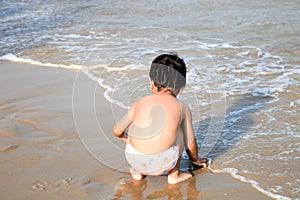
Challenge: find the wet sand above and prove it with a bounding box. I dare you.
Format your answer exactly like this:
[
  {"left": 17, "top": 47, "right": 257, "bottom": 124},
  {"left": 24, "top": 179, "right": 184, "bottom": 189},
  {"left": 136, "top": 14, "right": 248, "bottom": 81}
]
[{"left": 0, "top": 61, "right": 273, "bottom": 199}]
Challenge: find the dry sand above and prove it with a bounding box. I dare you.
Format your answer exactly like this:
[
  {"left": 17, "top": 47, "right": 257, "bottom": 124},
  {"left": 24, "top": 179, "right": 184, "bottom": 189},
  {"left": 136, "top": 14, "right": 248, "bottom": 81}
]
[{"left": 0, "top": 61, "right": 273, "bottom": 199}]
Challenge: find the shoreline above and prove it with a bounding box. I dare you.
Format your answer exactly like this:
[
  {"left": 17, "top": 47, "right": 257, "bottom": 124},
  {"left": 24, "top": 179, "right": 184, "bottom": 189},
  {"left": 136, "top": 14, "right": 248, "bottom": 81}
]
[{"left": 0, "top": 60, "right": 274, "bottom": 199}]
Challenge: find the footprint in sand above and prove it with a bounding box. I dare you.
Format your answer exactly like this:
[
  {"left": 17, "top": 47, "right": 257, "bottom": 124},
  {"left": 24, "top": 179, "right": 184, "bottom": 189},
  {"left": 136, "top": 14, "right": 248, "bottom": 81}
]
[
  {"left": 79, "top": 176, "right": 94, "bottom": 186},
  {"left": 32, "top": 178, "right": 72, "bottom": 191},
  {"left": 1, "top": 144, "right": 19, "bottom": 152}
]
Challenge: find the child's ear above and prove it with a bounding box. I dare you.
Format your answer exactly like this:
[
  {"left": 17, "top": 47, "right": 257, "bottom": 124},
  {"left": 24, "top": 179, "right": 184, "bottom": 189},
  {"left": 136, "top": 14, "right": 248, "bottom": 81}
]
[
  {"left": 149, "top": 78, "right": 154, "bottom": 86},
  {"left": 149, "top": 78, "right": 155, "bottom": 91}
]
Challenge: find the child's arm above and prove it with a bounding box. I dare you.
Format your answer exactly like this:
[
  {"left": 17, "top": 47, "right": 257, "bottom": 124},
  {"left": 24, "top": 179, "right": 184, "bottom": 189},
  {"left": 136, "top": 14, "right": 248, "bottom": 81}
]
[
  {"left": 113, "top": 102, "right": 136, "bottom": 142},
  {"left": 181, "top": 104, "right": 200, "bottom": 163}
]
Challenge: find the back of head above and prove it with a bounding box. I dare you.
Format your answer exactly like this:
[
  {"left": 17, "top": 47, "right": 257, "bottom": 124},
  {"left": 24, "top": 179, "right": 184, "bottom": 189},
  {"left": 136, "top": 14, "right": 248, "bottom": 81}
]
[{"left": 149, "top": 52, "right": 186, "bottom": 95}]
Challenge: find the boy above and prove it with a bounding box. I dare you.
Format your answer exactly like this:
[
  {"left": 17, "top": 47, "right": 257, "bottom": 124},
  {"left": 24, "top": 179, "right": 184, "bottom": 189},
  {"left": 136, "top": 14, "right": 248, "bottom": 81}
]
[{"left": 113, "top": 53, "right": 207, "bottom": 184}]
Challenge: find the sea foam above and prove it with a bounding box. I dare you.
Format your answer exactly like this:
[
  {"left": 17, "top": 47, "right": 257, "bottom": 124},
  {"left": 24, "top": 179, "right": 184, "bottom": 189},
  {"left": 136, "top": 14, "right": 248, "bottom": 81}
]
[
  {"left": 0, "top": 54, "right": 82, "bottom": 70},
  {"left": 213, "top": 168, "right": 292, "bottom": 200}
]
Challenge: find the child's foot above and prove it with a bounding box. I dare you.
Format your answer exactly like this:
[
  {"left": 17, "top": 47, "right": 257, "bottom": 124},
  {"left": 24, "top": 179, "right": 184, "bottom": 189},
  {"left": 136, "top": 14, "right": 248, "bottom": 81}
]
[
  {"left": 130, "top": 168, "right": 143, "bottom": 181},
  {"left": 167, "top": 171, "right": 192, "bottom": 184}
]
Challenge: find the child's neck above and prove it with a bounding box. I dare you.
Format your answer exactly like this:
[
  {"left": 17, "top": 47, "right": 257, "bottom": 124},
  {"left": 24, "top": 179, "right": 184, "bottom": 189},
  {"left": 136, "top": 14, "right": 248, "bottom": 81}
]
[{"left": 152, "top": 89, "right": 176, "bottom": 97}]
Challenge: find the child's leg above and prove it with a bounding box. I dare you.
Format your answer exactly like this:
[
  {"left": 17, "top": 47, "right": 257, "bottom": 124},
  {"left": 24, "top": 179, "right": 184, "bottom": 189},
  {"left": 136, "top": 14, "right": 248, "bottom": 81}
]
[{"left": 167, "top": 132, "right": 192, "bottom": 184}]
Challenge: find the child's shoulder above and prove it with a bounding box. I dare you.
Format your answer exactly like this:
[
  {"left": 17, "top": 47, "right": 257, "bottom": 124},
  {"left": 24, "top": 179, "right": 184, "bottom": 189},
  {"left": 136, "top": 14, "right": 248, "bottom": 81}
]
[{"left": 132, "top": 94, "right": 153, "bottom": 106}]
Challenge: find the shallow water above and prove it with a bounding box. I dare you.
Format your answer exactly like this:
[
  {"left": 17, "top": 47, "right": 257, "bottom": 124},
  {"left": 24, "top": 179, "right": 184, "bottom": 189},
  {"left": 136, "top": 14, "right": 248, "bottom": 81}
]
[{"left": 1, "top": 0, "right": 299, "bottom": 199}]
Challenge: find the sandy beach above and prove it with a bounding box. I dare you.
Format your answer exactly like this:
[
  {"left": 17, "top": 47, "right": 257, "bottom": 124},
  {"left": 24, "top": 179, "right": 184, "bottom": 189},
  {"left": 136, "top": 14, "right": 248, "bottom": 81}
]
[{"left": 0, "top": 60, "right": 275, "bottom": 199}]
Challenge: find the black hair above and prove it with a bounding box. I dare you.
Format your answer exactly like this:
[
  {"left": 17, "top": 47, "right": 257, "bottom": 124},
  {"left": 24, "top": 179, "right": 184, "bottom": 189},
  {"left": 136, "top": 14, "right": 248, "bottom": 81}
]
[{"left": 149, "top": 52, "right": 186, "bottom": 95}]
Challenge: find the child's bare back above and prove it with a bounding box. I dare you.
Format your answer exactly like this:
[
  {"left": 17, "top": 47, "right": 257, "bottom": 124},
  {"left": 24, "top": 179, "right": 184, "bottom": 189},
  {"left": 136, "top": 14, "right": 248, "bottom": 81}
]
[{"left": 129, "top": 93, "right": 183, "bottom": 154}]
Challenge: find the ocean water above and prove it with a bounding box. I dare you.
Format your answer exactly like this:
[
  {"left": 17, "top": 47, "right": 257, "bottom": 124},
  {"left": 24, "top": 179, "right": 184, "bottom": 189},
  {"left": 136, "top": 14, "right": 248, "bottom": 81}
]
[{"left": 0, "top": 0, "right": 299, "bottom": 199}]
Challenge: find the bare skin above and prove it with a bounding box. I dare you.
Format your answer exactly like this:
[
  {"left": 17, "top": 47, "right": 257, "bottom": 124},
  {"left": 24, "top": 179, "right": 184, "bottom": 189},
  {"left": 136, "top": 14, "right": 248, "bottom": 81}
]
[{"left": 113, "top": 81, "right": 205, "bottom": 184}]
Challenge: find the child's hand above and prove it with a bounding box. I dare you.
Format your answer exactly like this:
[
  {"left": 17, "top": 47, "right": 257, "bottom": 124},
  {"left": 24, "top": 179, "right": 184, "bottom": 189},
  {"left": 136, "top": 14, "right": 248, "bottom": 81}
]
[{"left": 192, "top": 158, "right": 210, "bottom": 168}]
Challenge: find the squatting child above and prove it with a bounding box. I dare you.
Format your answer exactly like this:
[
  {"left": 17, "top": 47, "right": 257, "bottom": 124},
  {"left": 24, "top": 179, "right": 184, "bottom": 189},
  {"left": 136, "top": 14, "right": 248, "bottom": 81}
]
[{"left": 113, "top": 53, "right": 207, "bottom": 184}]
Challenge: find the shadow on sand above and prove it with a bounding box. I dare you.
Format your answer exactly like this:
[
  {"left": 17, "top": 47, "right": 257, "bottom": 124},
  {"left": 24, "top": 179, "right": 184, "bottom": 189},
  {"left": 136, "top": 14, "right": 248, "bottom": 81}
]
[{"left": 194, "top": 93, "right": 273, "bottom": 160}]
